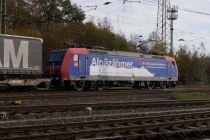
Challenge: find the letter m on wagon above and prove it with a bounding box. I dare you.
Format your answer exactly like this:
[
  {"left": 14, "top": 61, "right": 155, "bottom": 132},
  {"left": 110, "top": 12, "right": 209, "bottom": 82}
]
[
  {"left": 3, "top": 39, "right": 29, "bottom": 68},
  {"left": 0, "top": 34, "right": 43, "bottom": 75}
]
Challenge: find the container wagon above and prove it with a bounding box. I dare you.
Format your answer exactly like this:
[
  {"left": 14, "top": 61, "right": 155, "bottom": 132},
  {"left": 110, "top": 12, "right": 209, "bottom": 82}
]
[{"left": 0, "top": 34, "right": 50, "bottom": 90}]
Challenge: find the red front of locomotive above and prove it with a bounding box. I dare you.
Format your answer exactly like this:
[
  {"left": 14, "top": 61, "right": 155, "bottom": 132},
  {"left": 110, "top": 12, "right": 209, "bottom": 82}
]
[{"left": 45, "top": 48, "right": 88, "bottom": 80}]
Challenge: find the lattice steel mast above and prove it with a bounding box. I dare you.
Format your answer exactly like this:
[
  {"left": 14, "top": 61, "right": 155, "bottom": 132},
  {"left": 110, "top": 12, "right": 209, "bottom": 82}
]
[
  {"left": 156, "top": 0, "right": 171, "bottom": 52},
  {"left": 0, "top": 0, "right": 6, "bottom": 34}
]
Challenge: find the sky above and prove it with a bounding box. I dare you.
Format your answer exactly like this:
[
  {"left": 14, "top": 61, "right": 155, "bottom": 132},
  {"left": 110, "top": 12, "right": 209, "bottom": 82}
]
[{"left": 72, "top": 0, "right": 210, "bottom": 54}]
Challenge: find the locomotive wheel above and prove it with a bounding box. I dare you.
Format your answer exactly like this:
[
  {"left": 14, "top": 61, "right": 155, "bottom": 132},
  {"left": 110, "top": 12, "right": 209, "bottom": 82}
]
[
  {"left": 147, "top": 82, "right": 154, "bottom": 90},
  {"left": 132, "top": 82, "right": 140, "bottom": 89},
  {"left": 160, "top": 82, "right": 167, "bottom": 89},
  {"left": 0, "top": 83, "right": 8, "bottom": 90},
  {"left": 74, "top": 81, "right": 85, "bottom": 91},
  {"left": 96, "top": 82, "right": 104, "bottom": 91}
]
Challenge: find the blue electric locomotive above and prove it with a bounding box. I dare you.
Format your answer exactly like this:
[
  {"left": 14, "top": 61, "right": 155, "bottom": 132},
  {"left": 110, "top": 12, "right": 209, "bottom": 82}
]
[{"left": 45, "top": 47, "right": 178, "bottom": 91}]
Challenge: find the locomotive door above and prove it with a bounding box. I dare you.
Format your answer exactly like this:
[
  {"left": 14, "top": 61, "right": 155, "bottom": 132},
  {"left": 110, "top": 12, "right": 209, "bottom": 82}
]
[
  {"left": 79, "top": 55, "right": 87, "bottom": 78},
  {"left": 168, "top": 62, "right": 173, "bottom": 78}
]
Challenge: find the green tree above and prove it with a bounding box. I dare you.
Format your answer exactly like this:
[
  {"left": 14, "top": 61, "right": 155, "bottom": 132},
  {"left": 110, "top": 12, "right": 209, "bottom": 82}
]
[
  {"left": 7, "top": 0, "right": 35, "bottom": 28},
  {"left": 61, "top": 0, "right": 85, "bottom": 23},
  {"left": 175, "top": 44, "right": 208, "bottom": 85},
  {"left": 205, "top": 57, "right": 210, "bottom": 83},
  {"left": 25, "top": 0, "right": 85, "bottom": 28},
  {"left": 150, "top": 42, "right": 167, "bottom": 54},
  {"left": 176, "top": 45, "right": 192, "bottom": 84}
]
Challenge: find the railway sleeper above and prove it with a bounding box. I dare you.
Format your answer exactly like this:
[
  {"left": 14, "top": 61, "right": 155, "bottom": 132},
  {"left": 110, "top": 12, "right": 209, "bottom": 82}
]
[{"left": 1, "top": 116, "right": 210, "bottom": 139}]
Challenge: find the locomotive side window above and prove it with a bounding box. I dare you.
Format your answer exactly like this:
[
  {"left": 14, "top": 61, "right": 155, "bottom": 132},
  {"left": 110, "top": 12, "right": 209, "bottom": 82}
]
[{"left": 48, "top": 54, "right": 54, "bottom": 62}]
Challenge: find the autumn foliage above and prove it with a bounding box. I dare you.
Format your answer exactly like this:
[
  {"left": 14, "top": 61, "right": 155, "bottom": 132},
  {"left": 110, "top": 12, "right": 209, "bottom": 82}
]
[{"left": 7, "top": 0, "right": 132, "bottom": 59}]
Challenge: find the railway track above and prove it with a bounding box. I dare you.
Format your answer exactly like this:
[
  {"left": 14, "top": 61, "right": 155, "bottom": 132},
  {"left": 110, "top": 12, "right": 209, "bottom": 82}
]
[
  {"left": 0, "top": 87, "right": 210, "bottom": 102},
  {"left": 1, "top": 109, "right": 210, "bottom": 139},
  {"left": 1, "top": 99, "right": 210, "bottom": 114},
  {"left": 0, "top": 90, "right": 168, "bottom": 100},
  {"left": 1, "top": 89, "right": 210, "bottom": 139}
]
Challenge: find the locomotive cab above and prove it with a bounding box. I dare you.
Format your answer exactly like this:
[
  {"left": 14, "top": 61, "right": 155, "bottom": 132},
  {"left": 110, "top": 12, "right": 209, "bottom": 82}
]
[
  {"left": 45, "top": 50, "right": 66, "bottom": 77},
  {"left": 45, "top": 48, "right": 88, "bottom": 89},
  {"left": 165, "top": 56, "right": 178, "bottom": 81}
]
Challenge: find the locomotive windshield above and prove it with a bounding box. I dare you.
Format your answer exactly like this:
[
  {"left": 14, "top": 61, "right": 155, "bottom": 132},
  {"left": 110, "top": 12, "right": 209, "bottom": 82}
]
[{"left": 47, "top": 52, "right": 65, "bottom": 65}]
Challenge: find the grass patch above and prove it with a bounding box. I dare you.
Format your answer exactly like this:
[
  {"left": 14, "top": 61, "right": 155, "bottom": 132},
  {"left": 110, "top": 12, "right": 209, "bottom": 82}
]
[{"left": 169, "top": 92, "right": 210, "bottom": 100}]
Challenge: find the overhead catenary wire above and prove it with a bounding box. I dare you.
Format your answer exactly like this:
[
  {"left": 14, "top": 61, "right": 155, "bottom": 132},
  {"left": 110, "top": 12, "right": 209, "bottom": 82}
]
[
  {"left": 86, "top": 14, "right": 156, "bottom": 32},
  {"left": 180, "top": 8, "right": 210, "bottom": 16},
  {"left": 93, "top": 9, "right": 155, "bottom": 25},
  {"left": 137, "top": 0, "right": 210, "bottom": 16},
  {"left": 83, "top": 0, "right": 155, "bottom": 33},
  {"left": 74, "top": 0, "right": 210, "bottom": 46}
]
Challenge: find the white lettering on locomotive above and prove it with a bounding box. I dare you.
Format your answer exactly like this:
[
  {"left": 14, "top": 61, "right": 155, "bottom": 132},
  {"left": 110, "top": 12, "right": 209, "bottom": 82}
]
[
  {"left": 0, "top": 39, "right": 29, "bottom": 68},
  {"left": 91, "top": 57, "right": 133, "bottom": 69}
]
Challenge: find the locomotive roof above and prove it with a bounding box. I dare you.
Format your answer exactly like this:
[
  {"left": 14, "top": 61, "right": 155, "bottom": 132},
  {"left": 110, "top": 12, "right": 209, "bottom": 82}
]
[
  {"left": 89, "top": 49, "right": 165, "bottom": 60},
  {"left": 50, "top": 48, "right": 166, "bottom": 60}
]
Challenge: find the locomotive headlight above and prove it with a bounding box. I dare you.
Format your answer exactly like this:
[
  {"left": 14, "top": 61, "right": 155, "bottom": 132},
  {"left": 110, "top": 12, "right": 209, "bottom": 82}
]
[{"left": 73, "top": 54, "right": 79, "bottom": 62}]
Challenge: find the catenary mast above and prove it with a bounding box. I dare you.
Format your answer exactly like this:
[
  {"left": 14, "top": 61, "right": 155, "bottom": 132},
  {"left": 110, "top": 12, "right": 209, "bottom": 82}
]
[
  {"left": 0, "top": 0, "right": 6, "bottom": 34},
  {"left": 157, "top": 0, "right": 178, "bottom": 55},
  {"left": 156, "top": 0, "right": 171, "bottom": 53}
]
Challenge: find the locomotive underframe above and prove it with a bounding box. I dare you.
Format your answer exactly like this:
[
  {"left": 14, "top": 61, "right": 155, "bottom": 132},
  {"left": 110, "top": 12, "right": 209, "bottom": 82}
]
[{"left": 51, "top": 75, "right": 177, "bottom": 91}]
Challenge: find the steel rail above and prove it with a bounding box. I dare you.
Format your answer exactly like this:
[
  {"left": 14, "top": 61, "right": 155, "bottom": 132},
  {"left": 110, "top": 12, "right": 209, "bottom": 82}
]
[
  {"left": 1, "top": 110, "right": 210, "bottom": 139},
  {"left": 1, "top": 87, "right": 210, "bottom": 101},
  {"left": 0, "top": 90, "right": 168, "bottom": 101},
  {"left": 81, "top": 128, "right": 210, "bottom": 140},
  {"left": 1, "top": 100, "right": 210, "bottom": 113}
]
